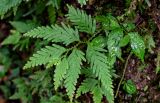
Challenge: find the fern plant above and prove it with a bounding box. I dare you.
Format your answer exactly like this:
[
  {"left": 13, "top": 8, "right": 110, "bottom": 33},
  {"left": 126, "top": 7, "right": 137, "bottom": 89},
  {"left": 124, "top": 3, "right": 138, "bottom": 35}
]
[
  {"left": 23, "top": 5, "right": 114, "bottom": 103},
  {"left": 23, "top": 5, "right": 145, "bottom": 103},
  {"left": 0, "top": 0, "right": 61, "bottom": 19},
  {"left": 0, "top": 0, "right": 22, "bottom": 18}
]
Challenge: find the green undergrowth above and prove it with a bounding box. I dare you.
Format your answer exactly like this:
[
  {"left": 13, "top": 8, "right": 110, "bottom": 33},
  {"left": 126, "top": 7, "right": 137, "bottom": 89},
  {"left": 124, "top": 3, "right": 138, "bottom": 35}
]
[{"left": 0, "top": 0, "right": 157, "bottom": 103}]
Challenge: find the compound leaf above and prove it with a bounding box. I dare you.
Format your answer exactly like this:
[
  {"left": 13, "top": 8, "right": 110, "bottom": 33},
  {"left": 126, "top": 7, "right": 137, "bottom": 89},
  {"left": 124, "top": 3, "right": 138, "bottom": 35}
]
[
  {"left": 24, "top": 44, "right": 66, "bottom": 69},
  {"left": 76, "top": 78, "right": 98, "bottom": 98},
  {"left": 64, "top": 49, "right": 86, "bottom": 101},
  {"left": 54, "top": 58, "right": 69, "bottom": 90},
  {"left": 66, "top": 5, "right": 96, "bottom": 34},
  {"left": 24, "top": 23, "right": 79, "bottom": 45},
  {"left": 86, "top": 44, "right": 114, "bottom": 103}
]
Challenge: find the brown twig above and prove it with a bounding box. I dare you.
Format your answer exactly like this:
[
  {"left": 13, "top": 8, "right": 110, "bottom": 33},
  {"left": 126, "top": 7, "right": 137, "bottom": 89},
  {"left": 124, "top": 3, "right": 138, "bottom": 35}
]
[{"left": 115, "top": 52, "right": 132, "bottom": 98}]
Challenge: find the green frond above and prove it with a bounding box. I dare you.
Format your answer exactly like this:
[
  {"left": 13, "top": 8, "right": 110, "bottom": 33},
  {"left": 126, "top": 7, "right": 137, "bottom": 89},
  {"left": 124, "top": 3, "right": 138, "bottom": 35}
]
[
  {"left": 0, "top": 0, "right": 22, "bottom": 17},
  {"left": 92, "top": 86, "right": 103, "bottom": 103},
  {"left": 54, "top": 57, "right": 69, "bottom": 90},
  {"left": 1, "top": 31, "right": 21, "bottom": 45},
  {"left": 102, "top": 86, "right": 114, "bottom": 103},
  {"left": 64, "top": 49, "right": 86, "bottom": 101},
  {"left": 66, "top": 5, "right": 96, "bottom": 34},
  {"left": 76, "top": 78, "right": 97, "bottom": 98},
  {"left": 23, "top": 44, "right": 66, "bottom": 69},
  {"left": 77, "top": 0, "right": 88, "bottom": 7},
  {"left": 86, "top": 44, "right": 114, "bottom": 103},
  {"left": 24, "top": 23, "right": 80, "bottom": 45}
]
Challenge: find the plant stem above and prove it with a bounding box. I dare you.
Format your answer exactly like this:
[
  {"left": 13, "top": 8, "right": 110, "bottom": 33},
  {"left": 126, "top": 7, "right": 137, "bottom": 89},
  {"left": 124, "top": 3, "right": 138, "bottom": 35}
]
[
  {"left": 64, "top": 29, "right": 102, "bottom": 57},
  {"left": 87, "top": 29, "right": 103, "bottom": 43},
  {"left": 115, "top": 52, "right": 132, "bottom": 98}
]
